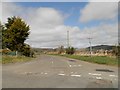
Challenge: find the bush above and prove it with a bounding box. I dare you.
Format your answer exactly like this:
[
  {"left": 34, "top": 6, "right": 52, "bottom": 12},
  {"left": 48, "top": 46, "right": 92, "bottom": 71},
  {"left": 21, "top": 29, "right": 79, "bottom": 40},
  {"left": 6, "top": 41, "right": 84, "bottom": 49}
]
[
  {"left": 66, "top": 47, "right": 75, "bottom": 55},
  {"left": 20, "top": 44, "right": 34, "bottom": 57}
]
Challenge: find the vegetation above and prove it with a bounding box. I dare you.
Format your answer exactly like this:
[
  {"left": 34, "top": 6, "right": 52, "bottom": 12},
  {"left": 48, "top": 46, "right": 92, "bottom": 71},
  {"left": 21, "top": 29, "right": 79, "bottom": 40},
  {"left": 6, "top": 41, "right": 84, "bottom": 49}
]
[
  {"left": 0, "top": 22, "right": 3, "bottom": 48},
  {"left": 66, "top": 47, "right": 75, "bottom": 55},
  {"left": 2, "top": 55, "right": 33, "bottom": 64},
  {"left": 49, "top": 54, "right": 118, "bottom": 66},
  {"left": 58, "top": 46, "right": 65, "bottom": 54},
  {"left": 2, "top": 16, "right": 33, "bottom": 57}
]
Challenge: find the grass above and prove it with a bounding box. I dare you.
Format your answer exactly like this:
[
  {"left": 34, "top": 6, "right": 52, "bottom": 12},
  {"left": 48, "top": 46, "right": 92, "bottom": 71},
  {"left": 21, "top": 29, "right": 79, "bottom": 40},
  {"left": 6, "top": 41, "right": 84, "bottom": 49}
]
[
  {"left": 49, "top": 54, "right": 119, "bottom": 66},
  {"left": 2, "top": 55, "right": 33, "bottom": 64}
]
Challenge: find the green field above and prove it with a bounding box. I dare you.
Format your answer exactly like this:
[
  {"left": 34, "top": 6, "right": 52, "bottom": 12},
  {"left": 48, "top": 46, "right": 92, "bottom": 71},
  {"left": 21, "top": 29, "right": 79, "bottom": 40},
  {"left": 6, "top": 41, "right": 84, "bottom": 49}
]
[
  {"left": 50, "top": 54, "right": 119, "bottom": 66},
  {"left": 2, "top": 55, "right": 33, "bottom": 64}
]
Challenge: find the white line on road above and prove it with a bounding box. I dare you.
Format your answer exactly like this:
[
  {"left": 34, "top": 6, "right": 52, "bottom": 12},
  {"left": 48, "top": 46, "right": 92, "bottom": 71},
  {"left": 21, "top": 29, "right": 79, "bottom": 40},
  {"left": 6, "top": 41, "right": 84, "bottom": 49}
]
[
  {"left": 71, "top": 74, "right": 81, "bottom": 77},
  {"left": 78, "top": 65, "right": 82, "bottom": 66},
  {"left": 109, "top": 75, "right": 118, "bottom": 77},
  {"left": 68, "top": 65, "right": 82, "bottom": 67},
  {"left": 89, "top": 73, "right": 101, "bottom": 76},
  {"left": 96, "top": 77, "right": 102, "bottom": 79},
  {"left": 44, "top": 73, "right": 48, "bottom": 75},
  {"left": 58, "top": 74, "right": 65, "bottom": 76}
]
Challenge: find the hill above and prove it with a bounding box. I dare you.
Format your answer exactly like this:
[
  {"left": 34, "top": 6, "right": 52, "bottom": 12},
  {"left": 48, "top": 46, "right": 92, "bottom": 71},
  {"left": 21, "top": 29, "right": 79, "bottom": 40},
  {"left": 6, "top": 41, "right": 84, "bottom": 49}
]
[{"left": 86, "top": 45, "right": 115, "bottom": 51}]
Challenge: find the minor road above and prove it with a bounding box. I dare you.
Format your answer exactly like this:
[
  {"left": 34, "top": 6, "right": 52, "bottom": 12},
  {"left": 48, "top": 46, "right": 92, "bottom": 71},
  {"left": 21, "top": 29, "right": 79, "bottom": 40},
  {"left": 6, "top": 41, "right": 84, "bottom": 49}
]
[{"left": 2, "top": 55, "right": 118, "bottom": 88}]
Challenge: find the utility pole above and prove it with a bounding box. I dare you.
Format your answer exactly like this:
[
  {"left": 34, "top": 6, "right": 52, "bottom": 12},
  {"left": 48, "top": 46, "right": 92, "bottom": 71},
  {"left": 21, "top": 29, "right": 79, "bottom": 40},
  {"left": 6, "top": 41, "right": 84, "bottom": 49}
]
[
  {"left": 88, "top": 38, "right": 92, "bottom": 56},
  {"left": 67, "top": 30, "right": 70, "bottom": 48}
]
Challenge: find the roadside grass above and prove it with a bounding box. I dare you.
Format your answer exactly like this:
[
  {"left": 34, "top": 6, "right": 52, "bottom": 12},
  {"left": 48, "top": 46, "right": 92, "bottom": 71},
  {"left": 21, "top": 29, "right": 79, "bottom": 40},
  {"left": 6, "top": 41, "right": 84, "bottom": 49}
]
[
  {"left": 2, "top": 55, "right": 33, "bottom": 64},
  {"left": 49, "top": 54, "right": 118, "bottom": 66}
]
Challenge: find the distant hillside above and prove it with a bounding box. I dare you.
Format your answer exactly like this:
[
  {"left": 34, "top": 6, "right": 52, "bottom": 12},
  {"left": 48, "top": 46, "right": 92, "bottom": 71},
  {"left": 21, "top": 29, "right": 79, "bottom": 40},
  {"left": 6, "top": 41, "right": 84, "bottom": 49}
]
[{"left": 86, "top": 45, "right": 115, "bottom": 51}]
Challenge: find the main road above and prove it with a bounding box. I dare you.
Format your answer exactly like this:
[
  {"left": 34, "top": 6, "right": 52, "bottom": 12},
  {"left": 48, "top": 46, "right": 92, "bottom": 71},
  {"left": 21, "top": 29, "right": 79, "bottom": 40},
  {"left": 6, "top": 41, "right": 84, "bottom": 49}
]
[{"left": 2, "top": 55, "right": 118, "bottom": 88}]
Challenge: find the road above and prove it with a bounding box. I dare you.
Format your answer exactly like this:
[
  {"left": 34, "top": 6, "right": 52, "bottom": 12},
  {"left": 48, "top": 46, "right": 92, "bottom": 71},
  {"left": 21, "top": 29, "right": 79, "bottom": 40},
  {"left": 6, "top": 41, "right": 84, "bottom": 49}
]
[{"left": 2, "top": 55, "right": 118, "bottom": 88}]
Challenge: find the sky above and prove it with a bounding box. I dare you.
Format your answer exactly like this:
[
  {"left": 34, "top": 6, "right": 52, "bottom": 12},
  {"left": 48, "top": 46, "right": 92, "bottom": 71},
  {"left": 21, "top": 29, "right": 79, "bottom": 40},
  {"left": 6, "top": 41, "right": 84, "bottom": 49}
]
[{"left": 0, "top": 1, "right": 118, "bottom": 48}]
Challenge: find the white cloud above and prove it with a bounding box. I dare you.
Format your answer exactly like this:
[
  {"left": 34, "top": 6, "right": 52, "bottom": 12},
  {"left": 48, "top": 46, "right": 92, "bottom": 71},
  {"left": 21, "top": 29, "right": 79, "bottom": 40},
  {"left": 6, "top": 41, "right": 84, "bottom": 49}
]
[
  {"left": 27, "top": 8, "right": 63, "bottom": 29},
  {"left": 1, "top": 0, "right": 89, "bottom": 2},
  {"left": 80, "top": 2, "right": 118, "bottom": 23},
  {"left": 0, "top": 2, "right": 2, "bottom": 21},
  {"left": 2, "top": 0, "right": 119, "bottom": 2},
  {"left": 2, "top": 2, "right": 25, "bottom": 23},
  {"left": 2, "top": 2, "right": 118, "bottom": 48},
  {"left": 89, "top": 0, "right": 119, "bottom": 2}
]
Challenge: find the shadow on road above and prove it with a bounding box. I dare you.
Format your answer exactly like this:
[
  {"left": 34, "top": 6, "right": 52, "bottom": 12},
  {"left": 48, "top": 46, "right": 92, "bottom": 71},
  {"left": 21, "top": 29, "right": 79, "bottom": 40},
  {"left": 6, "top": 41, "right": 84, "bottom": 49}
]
[{"left": 96, "top": 69, "right": 114, "bottom": 72}]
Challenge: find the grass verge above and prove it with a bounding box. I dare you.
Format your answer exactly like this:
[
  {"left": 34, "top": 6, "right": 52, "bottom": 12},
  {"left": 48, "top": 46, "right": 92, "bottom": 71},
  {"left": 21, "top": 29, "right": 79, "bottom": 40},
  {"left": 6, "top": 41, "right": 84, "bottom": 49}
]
[
  {"left": 49, "top": 54, "right": 118, "bottom": 66},
  {"left": 2, "top": 55, "right": 34, "bottom": 64}
]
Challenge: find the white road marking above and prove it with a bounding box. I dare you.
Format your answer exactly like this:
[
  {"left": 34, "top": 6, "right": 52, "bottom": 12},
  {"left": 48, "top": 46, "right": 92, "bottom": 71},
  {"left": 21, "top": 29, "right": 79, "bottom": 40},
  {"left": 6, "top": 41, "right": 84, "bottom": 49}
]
[
  {"left": 44, "top": 73, "right": 48, "bottom": 75},
  {"left": 78, "top": 65, "right": 82, "bottom": 66},
  {"left": 89, "top": 73, "right": 101, "bottom": 76},
  {"left": 96, "top": 77, "right": 102, "bottom": 79},
  {"left": 69, "top": 64, "right": 82, "bottom": 67},
  {"left": 71, "top": 74, "right": 81, "bottom": 77},
  {"left": 109, "top": 75, "right": 118, "bottom": 77},
  {"left": 58, "top": 74, "right": 65, "bottom": 76}
]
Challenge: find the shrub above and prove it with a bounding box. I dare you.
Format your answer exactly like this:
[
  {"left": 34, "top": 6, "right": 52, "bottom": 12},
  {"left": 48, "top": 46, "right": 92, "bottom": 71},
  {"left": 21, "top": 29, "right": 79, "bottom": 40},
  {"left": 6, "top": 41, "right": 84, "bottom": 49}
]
[{"left": 66, "top": 47, "right": 75, "bottom": 55}]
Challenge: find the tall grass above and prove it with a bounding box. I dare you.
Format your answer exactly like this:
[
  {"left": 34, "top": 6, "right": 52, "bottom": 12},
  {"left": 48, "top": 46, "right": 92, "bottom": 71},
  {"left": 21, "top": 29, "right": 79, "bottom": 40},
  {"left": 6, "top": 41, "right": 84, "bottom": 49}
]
[
  {"left": 2, "top": 55, "right": 33, "bottom": 64},
  {"left": 50, "top": 54, "right": 118, "bottom": 66}
]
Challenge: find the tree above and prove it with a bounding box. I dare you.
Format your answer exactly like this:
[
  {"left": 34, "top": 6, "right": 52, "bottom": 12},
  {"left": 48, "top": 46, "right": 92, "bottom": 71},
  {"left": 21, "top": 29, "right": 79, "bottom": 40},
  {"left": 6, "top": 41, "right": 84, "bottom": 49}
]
[
  {"left": 0, "top": 21, "right": 4, "bottom": 49},
  {"left": 58, "top": 46, "right": 65, "bottom": 54},
  {"left": 66, "top": 47, "right": 75, "bottom": 55},
  {"left": 112, "top": 45, "right": 120, "bottom": 57},
  {"left": 2, "top": 16, "right": 30, "bottom": 56},
  {"left": 20, "top": 43, "right": 34, "bottom": 57}
]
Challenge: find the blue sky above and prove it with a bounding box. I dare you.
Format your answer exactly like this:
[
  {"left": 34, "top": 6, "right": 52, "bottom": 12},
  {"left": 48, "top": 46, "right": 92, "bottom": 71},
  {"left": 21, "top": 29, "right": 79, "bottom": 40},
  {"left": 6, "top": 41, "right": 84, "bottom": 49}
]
[
  {"left": 15, "top": 2, "right": 88, "bottom": 29},
  {"left": 15, "top": 2, "right": 117, "bottom": 29}
]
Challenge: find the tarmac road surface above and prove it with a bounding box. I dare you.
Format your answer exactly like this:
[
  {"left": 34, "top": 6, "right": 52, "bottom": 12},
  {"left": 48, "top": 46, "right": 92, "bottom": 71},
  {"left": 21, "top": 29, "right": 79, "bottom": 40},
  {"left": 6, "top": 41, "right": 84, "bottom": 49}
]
[{"left": 2, "top": 55, "right": 118, "bottom": 88}]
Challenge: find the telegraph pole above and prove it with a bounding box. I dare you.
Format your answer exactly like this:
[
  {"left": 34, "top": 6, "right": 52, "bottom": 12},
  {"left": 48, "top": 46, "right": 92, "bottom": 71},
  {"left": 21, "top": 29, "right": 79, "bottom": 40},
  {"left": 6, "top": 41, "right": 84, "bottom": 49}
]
[
  {"left": 67, "top": 30, "right": 70, "bottom": 48},
  {"left": 88, "top": 38, "right": 92, "bottom": 56}
]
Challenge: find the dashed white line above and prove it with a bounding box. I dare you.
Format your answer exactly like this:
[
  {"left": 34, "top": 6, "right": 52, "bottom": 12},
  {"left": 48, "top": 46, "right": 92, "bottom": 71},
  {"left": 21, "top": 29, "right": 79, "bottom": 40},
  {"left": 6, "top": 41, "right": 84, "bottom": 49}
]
[
  {"left": 96, "top": 77, "right": 102, "bottom": 79},
  {"left": 109, "top": 75, "right": 118, "bottom": 77},
  {"left": 71, "top": 74, "right": 81, "bottom": 77},
  {"left": 89, "top": 73, "right": 101, "bottom": 76},
  {"left": 58, "top": 74, "right": 65, "bottom": 76},
  {"left": 78, "top": 65, "right": 82, "bottom": 66},
  {"left": 68, "top": 65, "right": 82, "bottom": 67},
  {"left": 44, "top": 73, "right": 48, "bottom": 75}
]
